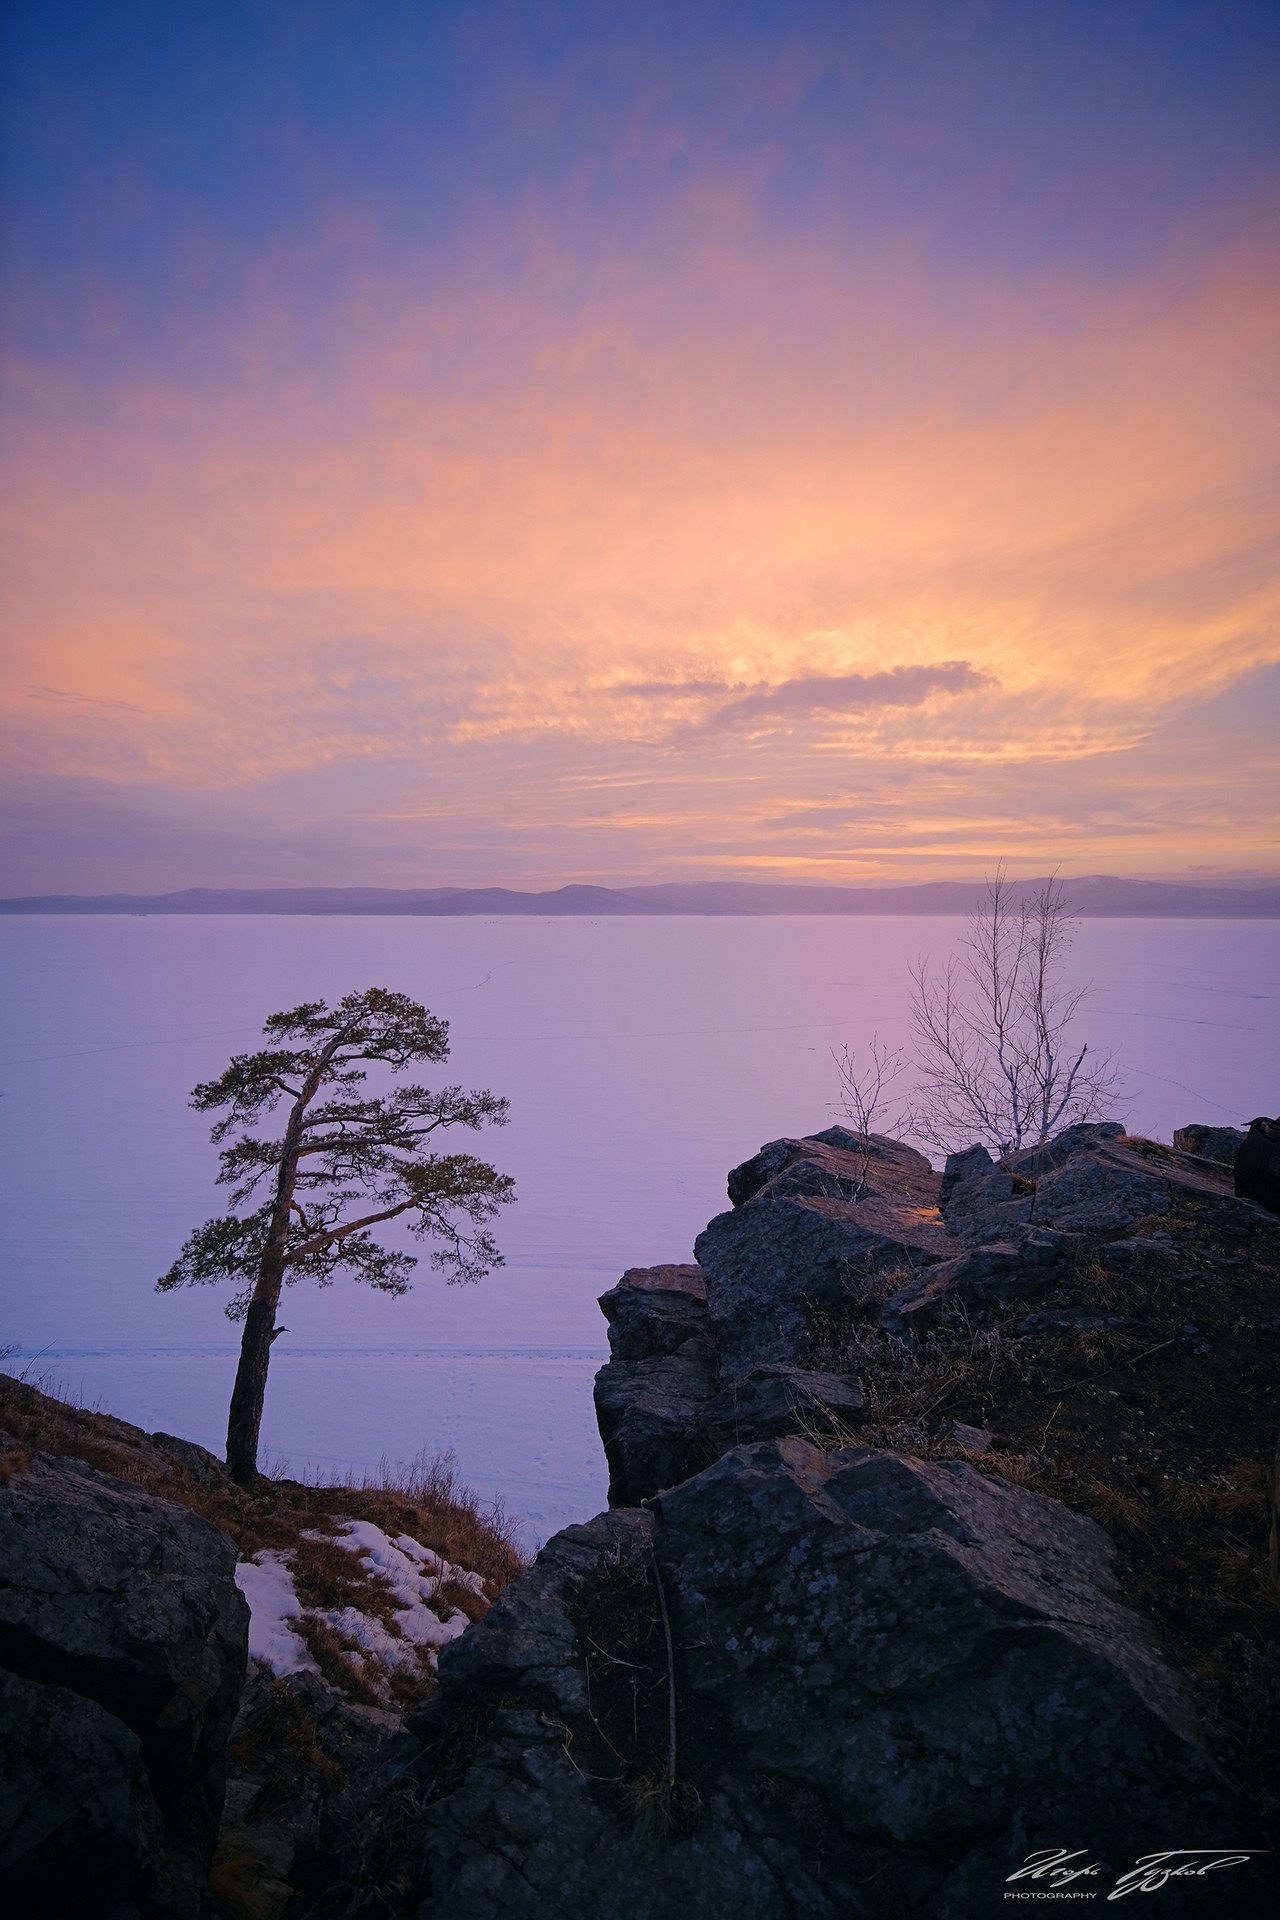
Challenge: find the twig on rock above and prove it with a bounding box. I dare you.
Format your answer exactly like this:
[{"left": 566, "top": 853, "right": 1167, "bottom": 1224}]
[{"left": 641, "top": 1501, "right": 678, "bottom": 1786}]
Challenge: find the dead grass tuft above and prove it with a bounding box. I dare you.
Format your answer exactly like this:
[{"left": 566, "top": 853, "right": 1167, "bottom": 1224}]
[
  {"left": 227, "top": 1677, "right": 345, "bottom": 1789},
  {"left": 968, "top": 1449, "right": 1036, "bottom": 1485},
  {"left": 294, "top": 1617, "right": 386, "bottom": 1707},
  {"left": 1077, "top": 1478, "right": 1151, "bottom": 1532},
  {"left": 290, "top": 1535, "right": 404, "bottom": 1634},
  {"left": 434, "top": 1574, "right": 489, "bottom": 1624},
  {"left": 804, "top": 1313, "right": 1034, "bottom": 1453}
]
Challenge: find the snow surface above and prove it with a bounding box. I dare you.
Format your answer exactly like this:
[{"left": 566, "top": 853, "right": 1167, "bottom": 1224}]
[
  {"left": 318, "top": 1519, "right": 478, "bottom": 1657},
  {"left": 234, "top": 1551, "right": 319, "bottom": 1677},
  {"left": 236, "top": 1519, "right": 481, "bottom": 1686}
]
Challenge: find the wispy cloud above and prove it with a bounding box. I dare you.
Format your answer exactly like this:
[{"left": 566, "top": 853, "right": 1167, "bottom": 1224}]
[
  {"left": 2, "top": 5, "right": 1277, "bottom": 885},
  {"left": 697, "top": 663, "right": 995, "bottom": 733}
]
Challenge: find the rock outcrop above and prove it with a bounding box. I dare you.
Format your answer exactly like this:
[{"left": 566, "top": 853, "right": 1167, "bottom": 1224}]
[
  {"left": 696, "top": 1130, "right": 956, "bottom": 1375},
  {"left": 6, "top": 1115, "right": 1276, "bottom": 1918},
  {"left": 395, "top": 1122, "right": 1277, "bottom": 1919},
  {"left": 594, "top": 1261, "right": 866, "bottom": 1503},
  {"left": 0, "top": 1440, "right": 248, "bottom": 1917},
  {"left": 1174, "top": 1123, "right": 1247, "bottom": 1166},
  {"left": 412, "top": 1434, "right": 1263, "bottom": 1918}
]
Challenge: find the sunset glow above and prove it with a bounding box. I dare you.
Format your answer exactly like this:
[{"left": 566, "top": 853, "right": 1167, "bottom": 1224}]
[{"left": 3, "top": 2, "right": 1277, "bottom": 890}]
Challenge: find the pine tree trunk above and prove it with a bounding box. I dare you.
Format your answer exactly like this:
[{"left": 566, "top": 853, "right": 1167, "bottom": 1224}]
[
  {"left": 222, "top": 1033, "right": 342, "bottom": 1481},
  {"left": 225, "top": 1287, "right": 281, "bottom": 1482},
  {"left": 226, "top": 1129, "right": 301, "bottom": 1480}
]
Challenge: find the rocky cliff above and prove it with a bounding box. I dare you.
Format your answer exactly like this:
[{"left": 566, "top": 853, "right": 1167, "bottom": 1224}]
[
  {"left": 277, "top": 1120, "right": 1276, "bottom": 1918},
  {"left": 0, "top": 1408, "right": 248, "bottom": 1918},
  {"left": 3, "top": 1119, "right": 1278, "bottom": 1918},
  {"left": 0, "top": 1378, "right": 517, "bottom": 1920}
]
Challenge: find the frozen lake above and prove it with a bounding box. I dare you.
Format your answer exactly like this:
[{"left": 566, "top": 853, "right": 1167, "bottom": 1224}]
[{"left": 2, "top": 913, "right": 1276, "bottom": 1545}]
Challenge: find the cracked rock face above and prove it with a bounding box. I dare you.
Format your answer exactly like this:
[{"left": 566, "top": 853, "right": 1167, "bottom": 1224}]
[
  {"left": 651, "top": 1440, "right": 1242, "bottom": 1901},
  {"left": 937, "top": 1143, "right": 1034, "bottom": 1245},
  {"left": 413, "top": 1441, "right": 1263, "bottom": 1920},
  {"left": 1030, "top": 1148, "right": 1172, "bottom": 1233},
  {"left": 696, "top": 1133, "right": 955, "bottom": 1379},
  {"left": 0, "top": 1446, "right": 248, "bottom": 1918},
  {"left": 594, "top": 1255, "right": 869, "bottom": 1504}
]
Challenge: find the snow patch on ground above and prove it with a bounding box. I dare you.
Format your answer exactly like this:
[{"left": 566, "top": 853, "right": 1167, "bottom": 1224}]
[
  {"left": 235, "top": 1551, "right": 319, "bottom": 1678},
  {"left": 316, "top": 1518, "right": 480, "bottom": 1660},
  {"left": 236, "top": 1519, "right": 484, "bottom": 1692}
]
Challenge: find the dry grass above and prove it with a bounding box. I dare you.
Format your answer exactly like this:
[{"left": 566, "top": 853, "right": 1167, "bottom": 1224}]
[
  {"left": 290, "top": 1535, "right": 403, "bottom": 1630},
  {"left": 805, "top": 1309, "right": 1035, "bottom": 1455},
  {"left": 227, "top": 1677, "right": 345, "bottom": 1789},
  {"left": 0, "top": 1371, "right": 527, "bottom": 1713},
  {"left": 0, "top": 1374, "right": 523, "bottom": 1601},
  {"left": 293, "top": 1618, "right": 392, "bottom": 1708}
]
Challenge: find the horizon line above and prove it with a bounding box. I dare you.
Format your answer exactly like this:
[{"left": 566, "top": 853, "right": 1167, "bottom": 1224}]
[{"left": 3, "top": 874, "right": 1278, "bottom": 919}]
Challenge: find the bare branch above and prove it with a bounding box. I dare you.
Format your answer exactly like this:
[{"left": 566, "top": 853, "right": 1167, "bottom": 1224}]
[{"left": 903, "top": 869, "right": 1121, "bottom": 1155}]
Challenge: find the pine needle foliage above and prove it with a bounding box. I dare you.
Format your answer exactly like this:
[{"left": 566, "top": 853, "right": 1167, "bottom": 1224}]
[{"left": 158, "top": 987, "right": 513, "bottom": 1479}]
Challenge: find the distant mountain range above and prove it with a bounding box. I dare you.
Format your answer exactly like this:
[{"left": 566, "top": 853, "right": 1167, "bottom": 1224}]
[{"left": 2, "top": 878, "right": 1278, "bottom": 917}]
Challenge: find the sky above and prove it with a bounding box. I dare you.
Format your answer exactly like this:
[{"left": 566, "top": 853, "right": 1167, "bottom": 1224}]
[{"left": 2, "top": 0, "right": 1278, "bottom": 893}]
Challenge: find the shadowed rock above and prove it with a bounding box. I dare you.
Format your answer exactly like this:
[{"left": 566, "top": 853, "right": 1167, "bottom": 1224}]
[
  {"left": 598, "top": 1265, "right": 710, "bottom": 1362},
  {"left": 698, "top": 1133, "right": 956, "bottom": 1379},
  {"left": 594, "top": 1349, "right": 720, "bottom": 1507},
  {"left": 1174, "top": 1124, "right": 1247, "bottom": 1166},
  {"left": 0, "top": 1445, "right": 247, "bottom": 1918},
  {"left": 938, "top": 1143, "right": 1034, "bottom": 1244},
  {"left": 412, "top": 1441, "right": 1271, "bottom": 1919},
  {"left": 594, "top": 1258, "right": 868, "bottom": 1502},
  {"left": 879, "top": 1226, "right": 1074, "bottom": 1339},
  {"left": 698, "top": 1367, "right": 864, "bottom": 1450},
  {"left": 0, "top": 1667, "right": 167, "bottom": 1915},
  {"left": 1236, "top": 1116, "right": 1280, "bottom": 1215}
]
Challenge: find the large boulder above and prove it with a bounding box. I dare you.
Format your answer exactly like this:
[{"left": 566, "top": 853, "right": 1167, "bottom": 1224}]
[
  {"left": 0, "top": 1666, "right": 167, "bottom": 1916},
  {"left": 1173, "top": 1124, "right": 1247, "bottom": 1167},
  {"left": 418, "top": 1509, "right": 804, "bottom": 1920},
  {"left": 0, "top": 1445, "right": 248, "bottom": 1918},
  {"left": 1235, "top": 1116, "right": 1280, "bottom": 1214},
  {"left": 411, "top": 1442, "right": 1272, "bottom": 1918},
  {"left": 1030, "top": 1147, "right": 1172, "bottom": 1233},
  {"left": 598, "top": 1265, "right": 710, "bottom": 1363},
  {"left": 649, "top": 1440, "right": 1269, "bottom": 1915},
  {"left": 727, "top": 1128, "right": 940, "bottom": 1211},
  {"left": 937, "top": 1143, "right": 1033, "bottom": 1245},
  {"left": 697, "top": 1134, "right": 957, "bottom": 1379}
]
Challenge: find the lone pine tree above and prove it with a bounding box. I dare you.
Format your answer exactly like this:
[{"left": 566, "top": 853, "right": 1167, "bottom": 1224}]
[{"left": 158, "top": 987, "right": 514, "bottom": 1481}]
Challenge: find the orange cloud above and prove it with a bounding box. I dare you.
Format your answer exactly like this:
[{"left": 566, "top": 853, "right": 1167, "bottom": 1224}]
[{"left": 2, "top": 200, "right": 1277, "bottom": 879}]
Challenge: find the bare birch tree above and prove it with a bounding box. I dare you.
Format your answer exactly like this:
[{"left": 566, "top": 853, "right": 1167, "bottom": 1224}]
[
  {"left": 831, "top": 1035, "right": 908, "bottom": 1195},
  {"left": 907, "top": 871, "right": 1119, "bottom": 1156},
  {"left": 158, "top": 988, "right": 513, "bottom": 1482}
]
